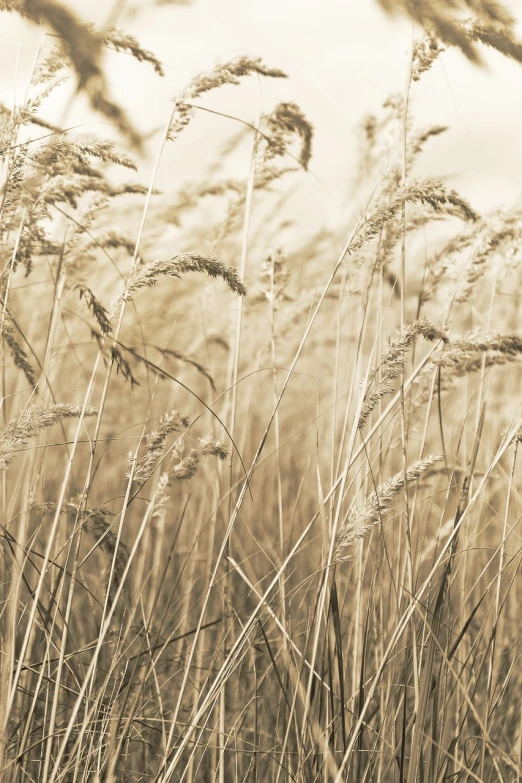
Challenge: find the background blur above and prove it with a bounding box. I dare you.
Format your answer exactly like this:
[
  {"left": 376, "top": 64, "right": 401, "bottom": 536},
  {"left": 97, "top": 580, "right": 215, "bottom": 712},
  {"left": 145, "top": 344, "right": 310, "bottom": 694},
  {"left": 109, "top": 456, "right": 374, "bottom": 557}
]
[{"left": 2, "top": 0, "right": 522, "bottom": 222}]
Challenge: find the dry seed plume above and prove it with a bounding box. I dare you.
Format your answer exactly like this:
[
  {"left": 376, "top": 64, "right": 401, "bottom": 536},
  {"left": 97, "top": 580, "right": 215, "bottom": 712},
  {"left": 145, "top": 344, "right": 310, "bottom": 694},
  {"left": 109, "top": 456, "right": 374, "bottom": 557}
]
[
  {"left": 1, "top": 313, "right": 37, "bottom": 387},
  {"left": 359, "top": 319, "right": 446, "bottom": 430},
  {"left": 349, "top": 179, "right": 479, "bottom": 256},
  {"left": 120, "top": 253, "right": 247, "bottom": 303},
  {"left": 0, "top": 403, "right": 97, "bottom": 471},
  {"left": 31, "top": 139, "right": 138, "bottom": 171},
  {"left": 411, "top": 330, "right": 522, "bottom": 411},
  {"left": 411, "top": 34, "right": 445, "bottom": 81},
  {"left": 428, "top": 331, "right": 522, "bottom": 376},
  {"left": 463, "top": 18, "right": 522, "bottom": 64},
  {"left": 454, "top": 208, "right": 522, "bottom": 302},
  {"left": 169, "top": 55, "right": 287, "bottom": 140},
  {"left": 101, "top": 28, "right": 165, "bottom": 76},
  {"left": 130, "top": 410, "right": 190, "bottom": 484},
  {"left": 264, "top": 102, "right": 314, "bottom": 170},
  {"left": 334, "top": 455, "right": 442, "bottom": 562},
  {"left": 421, "top": 226, "right": 479, "bottom": 303},
  {"left": 171, "top": 436, "right": 229, "bottom": 481},
  {"left": 75, "top": 285, "right": 112, "bottom": 336}
]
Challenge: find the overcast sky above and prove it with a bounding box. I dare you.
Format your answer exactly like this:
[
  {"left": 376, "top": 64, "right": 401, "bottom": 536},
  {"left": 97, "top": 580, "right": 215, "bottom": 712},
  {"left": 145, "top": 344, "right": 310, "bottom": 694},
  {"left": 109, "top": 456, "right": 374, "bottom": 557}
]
[{"left": 1, "top": 0, "right": 522, "bottom": 226}]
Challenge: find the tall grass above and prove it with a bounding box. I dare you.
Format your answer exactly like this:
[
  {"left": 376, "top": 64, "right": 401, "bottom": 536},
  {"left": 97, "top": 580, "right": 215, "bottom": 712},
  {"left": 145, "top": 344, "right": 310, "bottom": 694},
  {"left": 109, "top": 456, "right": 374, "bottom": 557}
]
[{"left": 2, "top": 3, "right": 522, "bottom": 782}]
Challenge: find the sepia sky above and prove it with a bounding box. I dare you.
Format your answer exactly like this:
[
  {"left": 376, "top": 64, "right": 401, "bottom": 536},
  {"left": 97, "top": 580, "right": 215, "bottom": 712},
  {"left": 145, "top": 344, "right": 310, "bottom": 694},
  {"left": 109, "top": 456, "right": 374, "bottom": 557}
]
[{"left": 1, "top": 0, "right": 522, "bottom": 224}]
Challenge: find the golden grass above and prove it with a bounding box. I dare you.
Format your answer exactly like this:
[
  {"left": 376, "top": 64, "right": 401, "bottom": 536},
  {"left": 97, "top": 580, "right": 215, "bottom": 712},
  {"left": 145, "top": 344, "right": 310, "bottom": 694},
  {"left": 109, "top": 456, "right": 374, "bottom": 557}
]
[{"left": 1, "top": 4, "right": 522, "bottom": 783}]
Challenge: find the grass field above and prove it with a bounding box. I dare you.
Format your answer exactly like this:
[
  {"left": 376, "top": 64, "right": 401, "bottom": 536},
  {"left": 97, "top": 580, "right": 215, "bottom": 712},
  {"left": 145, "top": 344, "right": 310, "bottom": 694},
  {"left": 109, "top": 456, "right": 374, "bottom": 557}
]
[{"left": 2, "top": 2, "right": 522, "bottom": 781}]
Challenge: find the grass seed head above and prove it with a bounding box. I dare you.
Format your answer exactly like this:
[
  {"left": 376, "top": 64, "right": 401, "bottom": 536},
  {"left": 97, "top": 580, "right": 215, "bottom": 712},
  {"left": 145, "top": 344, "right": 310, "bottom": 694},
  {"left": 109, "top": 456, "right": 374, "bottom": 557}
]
[
  {"left": 335, "top": 455, "right": 442, "bottom": 561},
  {"left": 0, "top": 403, "right": 97, "bottom": 471}
]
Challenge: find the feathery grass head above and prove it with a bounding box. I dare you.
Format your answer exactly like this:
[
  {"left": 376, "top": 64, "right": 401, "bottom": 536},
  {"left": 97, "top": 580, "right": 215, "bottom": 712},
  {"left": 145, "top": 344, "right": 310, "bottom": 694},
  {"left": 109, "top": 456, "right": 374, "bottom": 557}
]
[
  {"left": 411, "top": 329, "right": 522, "bottom": 412},
  {"left": 31, "top": 139, "right": 137, "bottom": 171},
  {"left": 454, "top": 207, "right": 522, "bottom": 302},
  {"left": 376, "top": 0, "right": 520, "bottom": 63},
  {"left": 171, "top": 447, "right": 201, "bottom": 481},
  {"left": 131, "top": 410, "right": 190, "bottom": 484},
  {"left": 420, "top": 225, "right": 479, "bottom": 303},
  {"left": 170, "top": 435, "right": 229, "bottom": 481},
  {"left": 198, "top": 435, "right": 229, "bottom": 460},
  {"left": 6, "top": 0, "right": 143, "bottom": 148},
  {"left": 1, "top": 312, "right": 37, "bottom": 387},
  {"left": 101, "top": 28, "right": 165, "bottom": 75},
  {"left": 257, "top": 249, "right": 292, "bottom": 306},
  {"left": 431, "top": 331, "right": 522, "bottom": 375},
  {"left": 0, "top": 77, "right": 64, "bottom": 144},
  {"left": 151, "top": 471, "right": 170, "bottom": 521},
  {"left": 411, "top": 124, "right": 448, "bottom": 155},
  {"left": 463, "top": 18, "right": 522, "bottom": 64},
  {"left": 334, "top": 455, "right": 442, "bottom": 562},
  {"left": 31, "top": 41, "right": 67, "bottom": 84},
  {"left": 0, "top": 403, "right": 97, "bottom": 471},
  {"left": 75, "top": 285, "right": 112, "bottom": 335},
  {"left": 359, "top": 319, "right": 446, "bottom": 430},
  {"left": 412, "top": 33, "right": 445, "bottom": 81},
  {"left": 120, "top": 252, "right": 247, "bottom": 303},
  {"left": 264, "top": 102, "right": 314, "bottom": 170},
  {"left": 169, "top": 55, "right": 287, "bottom": 140},
  {"left": 349, "top": 179, "right": 479, "bottom": 257}
]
